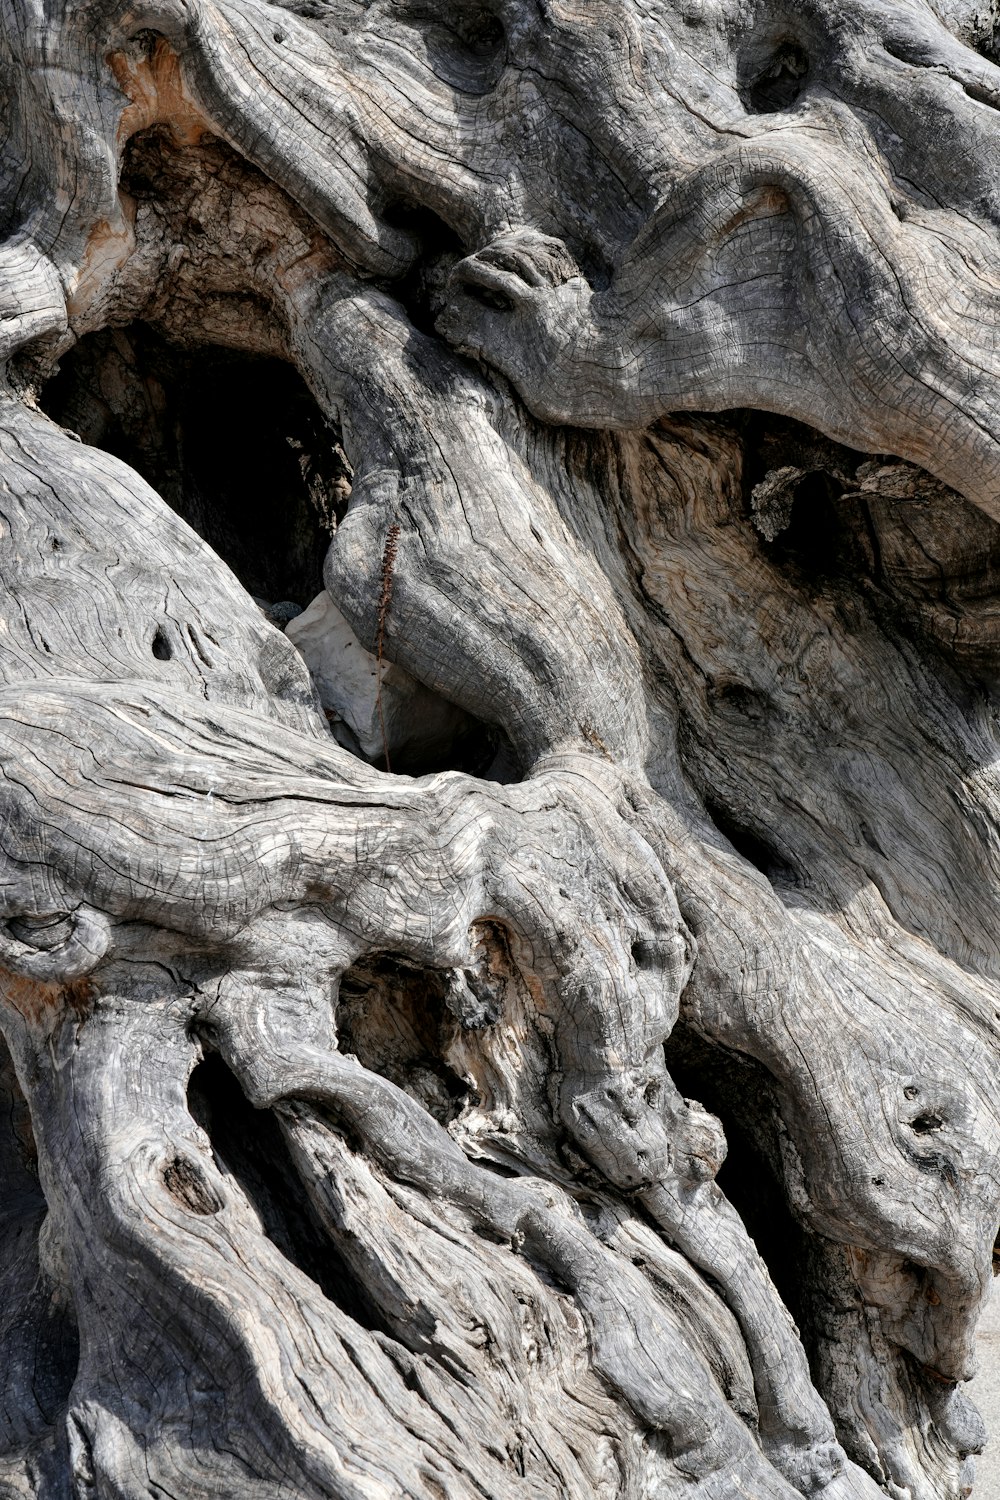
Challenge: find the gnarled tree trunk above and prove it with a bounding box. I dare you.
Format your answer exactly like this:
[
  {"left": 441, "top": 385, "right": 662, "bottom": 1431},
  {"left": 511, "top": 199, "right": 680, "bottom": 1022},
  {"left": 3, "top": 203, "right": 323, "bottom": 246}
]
[{"left": 0, "top": 1, "right": 999, "bottom": 1497}]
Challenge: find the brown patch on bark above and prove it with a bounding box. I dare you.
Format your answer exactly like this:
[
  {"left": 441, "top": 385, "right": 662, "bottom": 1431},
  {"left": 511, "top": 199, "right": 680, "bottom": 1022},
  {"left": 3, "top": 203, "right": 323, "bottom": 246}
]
[
  {"left": 67, "top": 217, "right": 135, "bottom": 319},
  {"left": 714, "top": 186, "right": 791, "bottom": 243},
  {"left": 0, "top": 969, "right": 96, "bottom": 1026},
  {"left": 109, "top": 37, "right": 209, "bottom": 148}
]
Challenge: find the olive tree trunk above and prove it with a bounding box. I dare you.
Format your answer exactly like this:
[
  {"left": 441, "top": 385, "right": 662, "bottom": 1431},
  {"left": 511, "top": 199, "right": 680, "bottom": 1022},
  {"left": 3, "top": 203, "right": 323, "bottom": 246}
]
[{"left": 0, "top": 1, "right": 999, "bottom": 1497}]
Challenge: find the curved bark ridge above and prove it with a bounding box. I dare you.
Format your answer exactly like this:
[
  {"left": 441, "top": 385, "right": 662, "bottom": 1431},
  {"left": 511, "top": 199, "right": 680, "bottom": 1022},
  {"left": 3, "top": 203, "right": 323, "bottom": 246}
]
[{"left": 0, "top": 2, "right": 998, "bottom": 1499}]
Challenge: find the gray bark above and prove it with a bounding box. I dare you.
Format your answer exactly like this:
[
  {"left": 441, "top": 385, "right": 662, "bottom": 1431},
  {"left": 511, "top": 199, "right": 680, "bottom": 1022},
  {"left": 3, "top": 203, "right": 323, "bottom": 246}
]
[{"left": 0, "top": 1, "right": 998, "bottom": 1497}]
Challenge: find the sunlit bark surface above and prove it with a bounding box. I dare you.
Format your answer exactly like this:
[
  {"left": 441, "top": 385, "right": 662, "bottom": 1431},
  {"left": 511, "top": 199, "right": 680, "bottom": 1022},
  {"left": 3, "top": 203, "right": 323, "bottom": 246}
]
[{"left": 1, "top": 2, "right": 1000, "bottom": 1497}]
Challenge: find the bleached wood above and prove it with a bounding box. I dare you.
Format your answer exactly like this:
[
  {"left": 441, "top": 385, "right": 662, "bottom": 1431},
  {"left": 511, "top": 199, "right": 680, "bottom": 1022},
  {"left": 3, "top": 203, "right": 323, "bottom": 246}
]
[{"left": 0, "top": 1, "right": 997, "bottom": 1498}]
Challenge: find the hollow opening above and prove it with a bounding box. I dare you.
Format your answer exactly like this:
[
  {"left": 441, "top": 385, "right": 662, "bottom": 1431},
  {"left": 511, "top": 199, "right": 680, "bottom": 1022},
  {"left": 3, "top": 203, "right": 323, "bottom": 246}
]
[
  {"left": 733, "top": 409, "right": 872, "bottom": 579},
  {"left": 731, "top": 405, "right": 1000, "bottom": 690},
  {"left": 337, "top": 954, "right": 472, "bottom": 1126},
  {"left": 975, "top": 27, "right": 1000, "bottom": 68},
  {"left": 459, "top": 280, "right": 515, "bottom": 312},
  {"left": 382, "top": 717, "right": 519, "bottom": 780},
  {"left": 384, "top": 201, "right": 468, "bottom": 336},
  {"left": 40, "top": 320, "right": 517, "bottom": 779},
  {"left": 766, "top": 471, "right": 855, "bottom": 575},
  {"left": 743, "top": 38, "right": 809, "bottom": 113},
  {"left": 910, "top": 1112, "right": 944, "bottom": 1135},
  {"left": 187, "top": 1053, "right": 389, "bottom": 1331},
  {"left": 40, "top": 324, "right": 350, "bottom": 609},
  {"left": 150, "top": 626, "right": 172, "bottom": 661}
]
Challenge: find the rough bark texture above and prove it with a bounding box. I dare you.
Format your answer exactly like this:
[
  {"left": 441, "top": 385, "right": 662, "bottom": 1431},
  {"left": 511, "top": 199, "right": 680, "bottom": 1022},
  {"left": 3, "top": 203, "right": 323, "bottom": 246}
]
[{"left": 0, "top": 1, "right": 999, "bottom": 1497}]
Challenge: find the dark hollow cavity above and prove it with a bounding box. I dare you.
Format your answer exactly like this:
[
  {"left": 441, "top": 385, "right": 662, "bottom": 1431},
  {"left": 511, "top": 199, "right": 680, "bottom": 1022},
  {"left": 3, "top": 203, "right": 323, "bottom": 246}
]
[
  {"left": 41, "top": 324, "right": 351, "bottom": 607},
  {"left": 337, "top": 954, "right": 473, "bottom": 1126},
  {"left": 743, "top": 39, "right": 809, "bottom": 113},
  {"left": 0, "top": 1039, "right": 80, "bottom": 1430},
  {"left": 151, "top": 627, "right": 173, "bottom": 661},
  {"left": 383, "top": 201, "right": 466, "bottom": 336},
  {"left": 732, "top": 406, "right": 1000, "bottom": 686}
]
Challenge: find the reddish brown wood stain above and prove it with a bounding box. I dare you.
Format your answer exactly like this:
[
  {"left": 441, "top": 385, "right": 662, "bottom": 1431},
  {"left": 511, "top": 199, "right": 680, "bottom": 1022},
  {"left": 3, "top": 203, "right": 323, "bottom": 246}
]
[
  {"left": 109, "top": 37, "right": 209, "bottom": 149},
  {"left": 0, "top": 968, "right": 96, "bottom": 1026}
]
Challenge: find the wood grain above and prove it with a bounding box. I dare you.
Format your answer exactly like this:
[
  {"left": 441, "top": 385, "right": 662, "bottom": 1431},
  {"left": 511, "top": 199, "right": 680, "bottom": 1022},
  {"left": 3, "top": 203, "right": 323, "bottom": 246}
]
[{"left": 0, "top": 1, "right": 998, "bottom": 1496}]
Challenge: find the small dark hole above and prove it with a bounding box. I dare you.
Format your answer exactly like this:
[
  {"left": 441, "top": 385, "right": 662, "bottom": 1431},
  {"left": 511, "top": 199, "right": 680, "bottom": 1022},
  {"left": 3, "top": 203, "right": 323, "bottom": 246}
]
[
  {"left": 631, "top": 938, "right": 658, "bottom": 968},
  {"left": 151, "top": 627, "right": 172, "bottom": 661},
  {"left": 910, "top": 1112, "right": 944, "bottom": 1134},
  {"left": 746, "top": 40, "right": 809, "bottom": 113}
]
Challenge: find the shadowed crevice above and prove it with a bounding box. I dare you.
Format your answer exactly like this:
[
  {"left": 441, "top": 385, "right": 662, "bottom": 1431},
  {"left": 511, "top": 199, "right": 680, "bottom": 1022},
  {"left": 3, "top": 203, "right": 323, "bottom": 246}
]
[
  {"left": 40, "top": 324, "right": 348, "bottom": 609},
  {"left": 187, "top": 1052, "right": 392, "bottom": 1334},
  {"left": 0, "top": 1038, "right": 79, "bottom": 1447}
]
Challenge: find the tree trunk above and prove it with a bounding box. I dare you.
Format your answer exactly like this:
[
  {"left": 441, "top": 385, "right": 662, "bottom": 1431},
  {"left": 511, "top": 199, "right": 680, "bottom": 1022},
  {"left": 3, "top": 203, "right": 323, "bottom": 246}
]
[{"left": 0, "top": 1, "right": 999, "bottom": 1497}]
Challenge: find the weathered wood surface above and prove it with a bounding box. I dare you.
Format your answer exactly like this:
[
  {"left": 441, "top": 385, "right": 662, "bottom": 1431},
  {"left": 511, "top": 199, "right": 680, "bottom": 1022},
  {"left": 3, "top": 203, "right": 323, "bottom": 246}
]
[{"left": 0, "top": 1, "right": 999, "bottom": 1497}]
